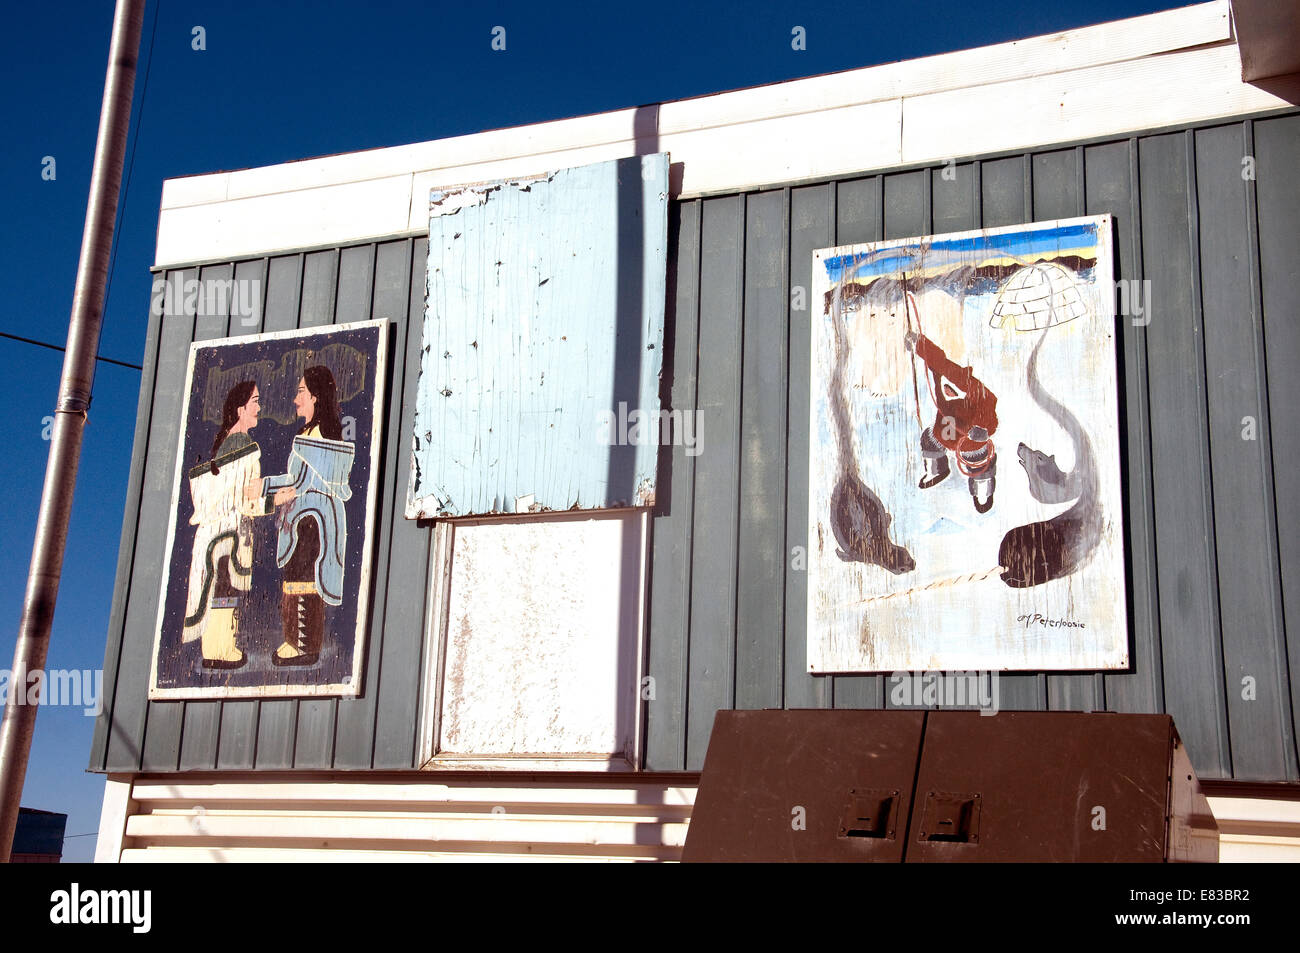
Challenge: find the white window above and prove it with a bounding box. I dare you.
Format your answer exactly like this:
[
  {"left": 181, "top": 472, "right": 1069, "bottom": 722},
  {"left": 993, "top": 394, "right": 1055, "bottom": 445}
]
[{"left": 418, "top": 511, "right": 648, "bottom": 770}]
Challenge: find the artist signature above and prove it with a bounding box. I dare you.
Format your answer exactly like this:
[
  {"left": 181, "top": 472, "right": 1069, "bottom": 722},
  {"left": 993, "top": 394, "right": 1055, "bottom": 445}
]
[{"left": 1016, "top": 613, "right": 1086, "bottom": 629}]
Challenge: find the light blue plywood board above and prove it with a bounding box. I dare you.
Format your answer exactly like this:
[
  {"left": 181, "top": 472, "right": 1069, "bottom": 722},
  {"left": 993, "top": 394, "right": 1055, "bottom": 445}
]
[{"left": 407, "top": 154, "right": 669, "bottom": 517}]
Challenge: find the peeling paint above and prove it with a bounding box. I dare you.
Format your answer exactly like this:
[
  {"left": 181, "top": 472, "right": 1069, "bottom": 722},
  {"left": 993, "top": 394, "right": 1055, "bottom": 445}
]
[
  {"left": 428, "top": 171, "right": 558, "bottom": 219},
  {"left": 635, "top": 478, "right": 656, "bottom": 508},
  {"left": 407, "top": 153, "right": 670, "bottom": 519}
]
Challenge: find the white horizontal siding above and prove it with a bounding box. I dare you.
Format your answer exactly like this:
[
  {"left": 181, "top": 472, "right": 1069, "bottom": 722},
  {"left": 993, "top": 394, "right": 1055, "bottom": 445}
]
[
  {"left": 152, "top": 1, "right": 1300, "bottom": 268},
  {"left": 1207, "top": 796, "right": 1300, "bottom": 862},
  {"left": 98, "top": 776, "right": 1300, "bottom": 862},
  {"left": 100, "top": 774, "right": 697, "bottom": 863}
]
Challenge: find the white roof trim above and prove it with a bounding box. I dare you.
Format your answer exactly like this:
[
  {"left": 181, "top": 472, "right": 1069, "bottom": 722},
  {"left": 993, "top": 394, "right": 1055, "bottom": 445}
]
[{"left": 154, "top": 1, "right": 1300, "bottom": 267}]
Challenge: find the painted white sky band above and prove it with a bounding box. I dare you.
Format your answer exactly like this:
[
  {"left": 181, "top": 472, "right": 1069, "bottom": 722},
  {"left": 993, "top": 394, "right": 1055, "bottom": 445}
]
[{"left": 151, "top": 2, "right": 1300, "bottom": 268}]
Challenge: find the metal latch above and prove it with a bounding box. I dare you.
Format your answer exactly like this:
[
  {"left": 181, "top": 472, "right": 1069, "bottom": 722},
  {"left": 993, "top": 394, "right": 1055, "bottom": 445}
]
[
  {"left": 918, "top": 792, "right": 981, "bottom": 843},
  {"left": 838, "top": 788, "right": 898, "bottom": 840}
]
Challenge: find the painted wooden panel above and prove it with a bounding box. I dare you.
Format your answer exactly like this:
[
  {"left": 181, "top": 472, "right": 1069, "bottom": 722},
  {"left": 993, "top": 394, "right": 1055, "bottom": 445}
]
[
  {"left": 808, "top": 216, "right": 1128, "bottom": 673},
  {"left": 146, "top": 323, "right": 389, "bottom": 704},
  {"left": 408, "top": 154, "right": 669, "bottom": 517}
]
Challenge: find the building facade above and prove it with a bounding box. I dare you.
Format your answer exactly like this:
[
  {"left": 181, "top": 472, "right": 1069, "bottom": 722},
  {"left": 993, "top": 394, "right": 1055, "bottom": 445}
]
[{"left": 94, "top": 1, "right": 1300, "bottom": 861}]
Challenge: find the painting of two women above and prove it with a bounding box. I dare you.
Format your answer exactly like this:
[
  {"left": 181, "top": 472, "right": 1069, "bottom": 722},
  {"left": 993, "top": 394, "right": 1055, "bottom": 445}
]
[{"left": 149, "top": 320, "right": 387, "bottom": 699}]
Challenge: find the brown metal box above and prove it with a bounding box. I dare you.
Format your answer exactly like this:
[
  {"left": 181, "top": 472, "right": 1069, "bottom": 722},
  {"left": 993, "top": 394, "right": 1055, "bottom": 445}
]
[
  {"left": 680, "top": 709, "right": 926, "bottom": 862},
  {"left": 909, "top": 711, "right": 1217, "bottom": 862},
  {"left": 683, "top": 710, "right": 1218, "bottom": 862}
]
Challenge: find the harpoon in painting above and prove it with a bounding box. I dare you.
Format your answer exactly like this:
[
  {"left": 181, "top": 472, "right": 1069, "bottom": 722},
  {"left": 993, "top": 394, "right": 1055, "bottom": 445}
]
[
  {"left": 149, "top": 319, "right": 388, "bottom": 699},
  {"left": 808, "top": 215, "right": 1128, "bottom": 673}
]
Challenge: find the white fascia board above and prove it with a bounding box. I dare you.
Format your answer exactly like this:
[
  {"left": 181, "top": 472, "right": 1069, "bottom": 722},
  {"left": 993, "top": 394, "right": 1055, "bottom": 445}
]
[
  {"left": 899, "top": 42, "right": 1300, "bottom": 165},
  {"left": 154, "top": 0, "right": 1295, "bottom": 268},
  {"left": 156, "top": 174, "right": 414, "bottom": 271},
  {"left": 659, "top": 0, "right": 1231, "bottom": 133}
]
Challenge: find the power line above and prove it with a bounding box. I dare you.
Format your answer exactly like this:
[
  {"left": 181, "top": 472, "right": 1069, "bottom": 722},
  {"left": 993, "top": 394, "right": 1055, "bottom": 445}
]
[{"left": 0, "top": 331, "right": 141, "bottom": 370}]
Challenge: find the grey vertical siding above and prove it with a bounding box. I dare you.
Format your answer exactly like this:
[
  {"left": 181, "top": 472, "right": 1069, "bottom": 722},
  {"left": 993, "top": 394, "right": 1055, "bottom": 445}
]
[
  {"left": 684, "top": 196, "right": 745, "bottom": 769},
  {"left": 94, "top": 110, "right": 1300, "bottom": 781},
  {"left": 1253, "top": 114, "right": 1300, "bottom": 778},
  {"left": 1195, "top": 122, "right": 1295, "bottom": 779},
  {"left": 734, "top": 189, "right": 788, "bottom": 712},
  {"left": 1139, "top": 132, "right": 1231, "bottom": 776}
]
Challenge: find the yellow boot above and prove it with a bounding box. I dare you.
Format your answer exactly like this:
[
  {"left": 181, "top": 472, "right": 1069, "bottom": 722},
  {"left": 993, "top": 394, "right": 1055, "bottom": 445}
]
[{"left": 201, "top": 608, "right": 246, "bottom": 669}]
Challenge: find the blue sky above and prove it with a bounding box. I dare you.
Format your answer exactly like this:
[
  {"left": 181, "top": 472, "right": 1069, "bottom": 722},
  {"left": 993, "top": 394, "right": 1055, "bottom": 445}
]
[{"left": 0, "top": 0, "right": 1186, "bottom": 860}]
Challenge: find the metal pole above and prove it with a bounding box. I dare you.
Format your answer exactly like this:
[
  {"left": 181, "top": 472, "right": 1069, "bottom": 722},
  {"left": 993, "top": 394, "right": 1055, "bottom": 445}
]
[{"left": 0, "top": 0, "right": 144, "bottom": 862}]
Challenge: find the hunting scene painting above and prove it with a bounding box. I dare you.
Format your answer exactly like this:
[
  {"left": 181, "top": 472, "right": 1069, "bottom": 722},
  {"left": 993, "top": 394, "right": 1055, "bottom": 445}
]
[
  {"left": 808, "top": 216, "right": 1128, "bottom": 673},
  {"left": 149, "top": 319, "right": 388, "bottom": 699}
]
